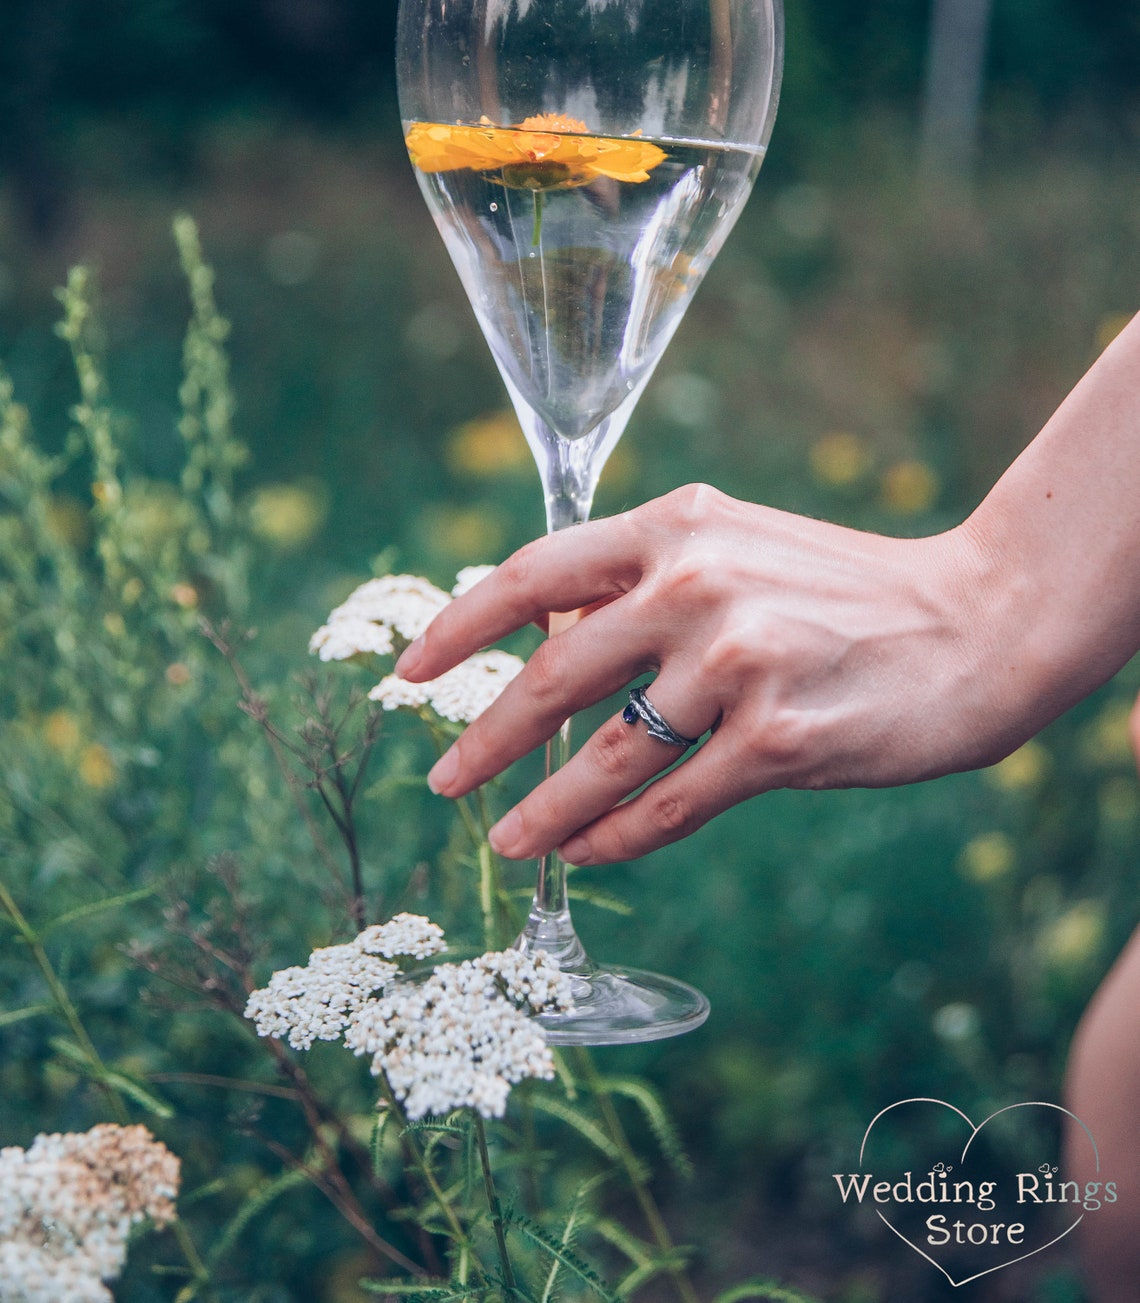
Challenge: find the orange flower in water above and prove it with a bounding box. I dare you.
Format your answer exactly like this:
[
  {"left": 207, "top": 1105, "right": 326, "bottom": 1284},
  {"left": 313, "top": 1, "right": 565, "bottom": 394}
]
[{"left": 405, "top": 114, "right": 667, "bottom": 190}]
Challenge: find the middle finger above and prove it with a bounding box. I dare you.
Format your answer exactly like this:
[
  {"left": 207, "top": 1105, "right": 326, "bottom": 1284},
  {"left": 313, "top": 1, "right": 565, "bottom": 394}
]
[{"left": 427, "top": 595, "right": 658, "bottom": 797}]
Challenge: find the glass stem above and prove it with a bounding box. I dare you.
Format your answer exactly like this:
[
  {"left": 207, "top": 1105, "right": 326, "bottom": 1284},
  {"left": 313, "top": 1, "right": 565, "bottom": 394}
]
[
  {"left": 521, "top": 677, "right": 591, "bottom": 971},
  {"left": 513, "top": 453, "right": 600, "bottom": 975}
]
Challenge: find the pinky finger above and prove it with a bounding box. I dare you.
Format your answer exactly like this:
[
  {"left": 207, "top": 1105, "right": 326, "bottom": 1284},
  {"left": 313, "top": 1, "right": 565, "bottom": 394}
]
[{"left": 557, "top": 728, "right": 769, "bottom": 866}]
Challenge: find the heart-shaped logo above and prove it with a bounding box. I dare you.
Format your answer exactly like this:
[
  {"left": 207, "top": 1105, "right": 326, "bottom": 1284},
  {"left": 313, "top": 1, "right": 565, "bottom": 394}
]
[{"left": 834, "top": 1098, "right": 1104, "bottom": 1287}]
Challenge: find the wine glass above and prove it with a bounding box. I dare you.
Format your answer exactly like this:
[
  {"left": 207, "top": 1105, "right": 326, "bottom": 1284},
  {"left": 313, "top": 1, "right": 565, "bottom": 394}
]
[{"left": 396, "top": 0, "right": 782, "bottom": 1044}]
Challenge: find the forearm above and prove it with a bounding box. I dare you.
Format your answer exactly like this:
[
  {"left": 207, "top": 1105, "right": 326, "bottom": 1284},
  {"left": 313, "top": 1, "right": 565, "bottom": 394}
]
[{"left": 961, "top": 311, "right": 1140, "bottom": 733}]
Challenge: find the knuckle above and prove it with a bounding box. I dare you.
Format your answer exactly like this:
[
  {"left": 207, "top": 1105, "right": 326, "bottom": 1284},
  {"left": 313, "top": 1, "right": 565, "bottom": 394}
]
[
  {"left": 522, "top": 638, "right": 566, "bottom": 712},
  {"left": 663, "top": 481, "right": 727, "bottom": 531},
  {"left": 746, "top": 707, "right": 809, "bottom": 770},
  {"left": 648, "top": 787, "right": 697, "bottom": 839},
  {"left": 700, "top": 625, "right": 756, "bottom": 681},
  {"left": 497, "top": 539, "right": 541, "bottom": 600},
  {"left": 591, "top": 717, "right": 636, "bottom": 779}
]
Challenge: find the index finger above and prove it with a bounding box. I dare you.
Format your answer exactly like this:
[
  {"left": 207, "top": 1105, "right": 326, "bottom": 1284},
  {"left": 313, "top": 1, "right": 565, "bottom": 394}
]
[{"left": 396, "top": 511, "right": 644, "bottom": 682}]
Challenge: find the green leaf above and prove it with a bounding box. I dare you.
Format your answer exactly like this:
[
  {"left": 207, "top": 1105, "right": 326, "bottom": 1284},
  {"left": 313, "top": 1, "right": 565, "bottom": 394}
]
[
  {"left": 565, "top": 886, "right": 634, "bottom": 916},
  {"left": 177, "top": 1177, "right": 228, "bottom": 1210},
  {"left": 620, "top": 1250, "right": 693, "bottom": 1303},
  {"left": 506, "top": 1211, "right": 618, "bottom": 1303},
  {"left": 593, "top": 1219, "right": 653, "bottom": 1270},
  {"left": 713, "top": 1283, "right": 822, "bottom": 1303},
  {"left": 39, "top": 886, "right": 156, "bottom": 936},
  {"left": 206, "top": 1168, "right": 309, "bottom": 1270},
  {"left": 530, "top": 1095, "right": 644, "bottom": 1178},
  {"left": 48, "top": 1038, "right": 174, "bottom": 1118},
  {"left": 364, "top": 773, "right": 431, "bottom": 802},
  {"left": 540, "top": 1176, "right": 604, "bottom": 1303},
  {"left": 401, "top": 1120, "right": 469, "bottom": 1139},
  {"left": 0, "top": 1003, "right": 53, "bottom": 1029},
  {"left": 358, "top": 1280, "right": 455, "bottom": 1297},
  {"left": 593, "top": 1077, "right": 693, "bottom": 1179},
  {"left": 371, "top": 1107, "right": 394, "bottom": 1176},
  {"left": 104, "top": 1072, "right": 175, "bottom": 1119},
  {"left": 511, "top": 886, "right": 634, "bottom": 916}
]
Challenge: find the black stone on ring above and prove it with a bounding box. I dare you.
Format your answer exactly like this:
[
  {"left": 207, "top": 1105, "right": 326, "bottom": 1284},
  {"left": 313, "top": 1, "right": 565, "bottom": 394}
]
[{"left": 622, "top": 685, "right": 700, "bottom": 749}]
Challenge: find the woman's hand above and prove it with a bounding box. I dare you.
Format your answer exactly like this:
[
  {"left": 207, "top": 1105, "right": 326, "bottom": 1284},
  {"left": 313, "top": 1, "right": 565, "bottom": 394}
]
[
  {"left": 396, "top": 315, "right": 1140, "bottom": 866},
  {"left": 395, "top": 483, "right": 1026, "bottom": 865}
]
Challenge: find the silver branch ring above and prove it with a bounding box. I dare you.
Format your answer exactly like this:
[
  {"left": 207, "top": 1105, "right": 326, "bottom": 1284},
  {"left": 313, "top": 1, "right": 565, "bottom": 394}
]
[{"left": 622, "top": 685, "right": 700, "bottom": 749}]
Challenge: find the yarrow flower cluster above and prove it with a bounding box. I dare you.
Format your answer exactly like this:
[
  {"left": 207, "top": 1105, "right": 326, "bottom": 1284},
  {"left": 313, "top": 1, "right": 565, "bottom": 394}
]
[
  {"left": 0, "top": 1125, "right": 180, "bottom": 1302},
  {"left": 245, "top": 914, "right": 573, "bottom": 1118},
  {"left": 244, "top": 913, "right": 447, "bottom": 1051},
  {"left": 369, "top": 648, "right": 523, "bottom": 724},
  {"left": 308, "top": 567, "right": 523, "bottom": 725}
]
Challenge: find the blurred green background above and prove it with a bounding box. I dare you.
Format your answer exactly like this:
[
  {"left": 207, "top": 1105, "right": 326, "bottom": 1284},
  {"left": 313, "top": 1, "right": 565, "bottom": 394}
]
[{"left": 2, "top": 1, "right": 1140, "bottom": 1299}]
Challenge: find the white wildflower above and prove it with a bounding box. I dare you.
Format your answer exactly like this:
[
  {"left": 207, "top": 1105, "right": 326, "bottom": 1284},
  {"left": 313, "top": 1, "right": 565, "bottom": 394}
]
[
  {"left": 307, "top": 575, "right": 450, "bottom": 662},
  {"left": 309, "top": 615, "right": 394, "bottom": 662},
  {"left": 330, "top": 574, "right": 451, "bottom": 640},
  {"left": 245, "top": 948, "right": 399, "bottom": 1051},
  {"left": 426, "top": 650, "right": 524, "bottom": 723},
  {"left": 0, "top": 1125, "right": 179, "bottom": 1302},
  {"left": 452, "top": 564, "right": 496, "bottom": 598},
  {"left": 474, "top": 948, "right": 575, "bottom": 1015},
  {"left": 368, "top": 675, "right": 433, "bottom": 712},
  {"left": 245, "top": 915, "right": 569, "bottom": 1120},
  {"left": 345, "top": 952, "right": 568, "bottom": 1119},
  {"left": 245, "top": 914, "right": 444, "bottom": 1049},
  {"left": 309, "top": 569, "right": 524, "bottom": 725},
  {"left": 357, "top": 913, "right": 447, "bottom": 960},
  {"left": 370, "top": 649, "right": 523, "bottom": 724},
  {"left": 0, "top": 1244, "right": 114, "bottom": 1303}
]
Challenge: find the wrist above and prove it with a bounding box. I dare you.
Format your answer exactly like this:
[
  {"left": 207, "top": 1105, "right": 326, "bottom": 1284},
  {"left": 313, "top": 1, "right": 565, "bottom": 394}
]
[{"left": 945, "top": 499, "right": 1126, "bottom": 763}]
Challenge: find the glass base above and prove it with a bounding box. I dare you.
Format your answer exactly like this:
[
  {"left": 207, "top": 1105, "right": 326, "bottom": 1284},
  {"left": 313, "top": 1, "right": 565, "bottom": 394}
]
[
  {"left": 512, "top": 904, "right": 709, "bottom": 1045},
  {"left": 537, "top": 964, "right": 710, "bottom": 1046}
]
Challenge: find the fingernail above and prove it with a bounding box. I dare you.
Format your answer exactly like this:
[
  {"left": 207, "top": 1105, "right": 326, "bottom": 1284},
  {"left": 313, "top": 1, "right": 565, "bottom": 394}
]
[
  {"left": 427, "top": 747, "right": 459, "bottom": 795},
  {"left": 560, "top": 835, "right": 590, "bottom": 866},
  {"left": 395, "top": 637, "right": 424, "bottom": 678},
  {"left": 489, "top": 808, "right": 523, "bottom": 857}
]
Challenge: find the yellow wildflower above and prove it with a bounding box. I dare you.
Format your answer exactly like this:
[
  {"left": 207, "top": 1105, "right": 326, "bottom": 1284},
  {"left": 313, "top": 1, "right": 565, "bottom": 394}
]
[
  {"left": 959, "top": 831, "right": 1015, "bottom": 883},
  {"left": 423, "top": 505, "right": 506, "bottom": 560},
  {"left": 1039, "top": 901, "right": 1104, "bottom": 971},
  {"left": 405, "top": 115, "right": 667, "bottom": 191},
  {"left": 43, "top": 710, "right": 81, "bottom": 756},
  {"left": 881, "top": 459, "right": 939, "bottom": 514},
  {"left": 987, "top": 739, "right": 1048, "bottom": 792},
  {"left": 248, "top": 481, "right": 328, "bottom": 550},
  {"left": 79, "top": 743, "right": 116, "bottom": 790},
  {"left": 810, "top": 431, "right": 871, "bottom": 487},
  {"left": 446, "top": 411, "right": 531, "bottom": 477}
]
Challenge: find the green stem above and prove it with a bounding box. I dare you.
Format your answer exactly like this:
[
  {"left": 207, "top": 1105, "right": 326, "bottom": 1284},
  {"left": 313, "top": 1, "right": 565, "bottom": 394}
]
[
  {"left": 170, "top": 1221, "right": 213, "bottom": 1302},
  {"left": 574, "top": 1050, "right": 698, "bottom": 1303},
  {"left": 474, "top": 1115, "right": 516, "bottom": 1291},
  {"left": 424, "top": 717, "right": 510, "bottom": 952},
  {"left": 0, "top": 880, "right": 129, "bottom": 1124},
  {"left": 474, "top": 785, "right": 522, "bottom": 945},
  {"left": 379, "top": 1080, "right": 482, "bottom": 1273},
  {"left": 532, "top": 191, "right": 545, "bottom": 247}
]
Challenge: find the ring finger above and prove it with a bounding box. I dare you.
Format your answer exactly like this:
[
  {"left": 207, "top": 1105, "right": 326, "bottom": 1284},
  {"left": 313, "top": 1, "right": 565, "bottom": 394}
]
[{"left": 487, "top": 675, "right": 717, "bottom": 860}]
